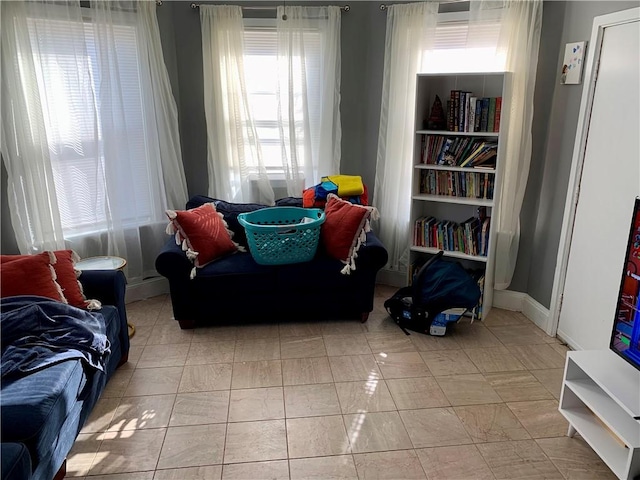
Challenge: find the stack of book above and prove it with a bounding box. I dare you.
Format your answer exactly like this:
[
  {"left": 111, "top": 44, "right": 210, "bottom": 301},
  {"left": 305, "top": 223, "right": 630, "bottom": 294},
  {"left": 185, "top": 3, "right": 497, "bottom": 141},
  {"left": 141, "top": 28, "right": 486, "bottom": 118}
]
[
  {"left": 413, "top": 214, "right": 491, "bottom": 257},
  {"left": 421, "top": 136, "right": 498, "bottom": 168},
  {"left": 444, "top": 91, "right": 502, "bottom": 133},
  {"left": 419, "top": 170, "right": 494, "bottom": 200}
]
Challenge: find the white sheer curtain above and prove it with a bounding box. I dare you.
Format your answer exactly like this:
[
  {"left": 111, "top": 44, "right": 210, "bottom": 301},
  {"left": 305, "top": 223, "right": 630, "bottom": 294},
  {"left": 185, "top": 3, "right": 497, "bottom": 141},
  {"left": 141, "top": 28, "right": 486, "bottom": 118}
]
[
  {"left": 470, "top": 0, "right": 542, "bottom": 289},
  {"left": 373, "top": 0, "right": 542, "bottom": 288},
  {"left": 200, "top": 5, "right": 274, "bottom": 205},
  {"left": 1, "top": 0, "right": 187, "bottom": 282},
  {"left": 373, "top": 2, "right": 438, "bottom": 273},
  {"left": 276, "top": 6, "right": 342, "bottom": 195}
]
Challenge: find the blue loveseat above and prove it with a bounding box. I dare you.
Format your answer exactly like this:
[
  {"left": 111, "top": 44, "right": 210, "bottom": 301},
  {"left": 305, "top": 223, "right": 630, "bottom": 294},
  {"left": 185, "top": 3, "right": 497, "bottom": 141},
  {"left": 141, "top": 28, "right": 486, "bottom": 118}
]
[
  {"left": 156, "top": 195, "right": 389, "bottom": 328},
  {"left": 1, "top": 270, "right": 130, "bottom": 480}
]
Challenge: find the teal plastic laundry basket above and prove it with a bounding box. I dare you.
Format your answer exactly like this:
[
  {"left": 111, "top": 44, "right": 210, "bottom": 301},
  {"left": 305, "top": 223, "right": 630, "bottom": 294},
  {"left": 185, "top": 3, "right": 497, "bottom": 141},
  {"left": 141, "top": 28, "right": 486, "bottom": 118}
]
[{"left": 237, "top": 207, "right": 325, "bottom": 265}]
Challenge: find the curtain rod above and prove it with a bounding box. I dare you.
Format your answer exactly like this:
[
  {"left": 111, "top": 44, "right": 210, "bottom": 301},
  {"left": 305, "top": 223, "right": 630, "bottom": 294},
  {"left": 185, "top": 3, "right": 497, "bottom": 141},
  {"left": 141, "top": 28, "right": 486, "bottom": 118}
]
[
  {"left": 380, "top": 0, "right": 467, "bottom": 10},
  {"left": 190, "top": 3, "right": 350, "bottom": 11}
]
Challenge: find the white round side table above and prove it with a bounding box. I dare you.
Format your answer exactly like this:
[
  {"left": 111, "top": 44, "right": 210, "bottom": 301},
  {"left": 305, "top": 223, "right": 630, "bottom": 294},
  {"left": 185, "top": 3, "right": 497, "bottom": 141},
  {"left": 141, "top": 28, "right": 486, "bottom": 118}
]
[
  {"left": 75, "top": 256, "right": 127, "bottom": 271},
  {"left": 75, "top": 256, "right": 134, "bottom": 338}
]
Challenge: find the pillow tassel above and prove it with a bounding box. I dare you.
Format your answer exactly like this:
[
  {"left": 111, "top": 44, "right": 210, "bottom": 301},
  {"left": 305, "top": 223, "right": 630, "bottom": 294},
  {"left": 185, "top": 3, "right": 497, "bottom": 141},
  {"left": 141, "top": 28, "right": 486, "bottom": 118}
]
[
  {"left": 166, "top": 209, "right": 177, "bottom": 220},
  {"left": 340, "top": 263, "right": 352, "bottom": 275},
  {"left": 86, "top": 299, "right": 102, "bottom": 310},
  {"left": 47, "top": 251, "right": 57, "bottom": 264},
  {"left": 175, "top": 232, "right": 182, "bottom": 246},
  {"left": 186, "top": 248, "right": 199, "bottom": 261},
  {"left": 48, "top": 264, "right": 68, "bottom": 304},
  {"left": 182, "top": 239, "right": 189, "bottom": 251},
  {"left": 166, "top": 222, "right": 176, "bottom": 235},
  {"left": 189, "top": 267, "right": 197, "bottom": 279}
]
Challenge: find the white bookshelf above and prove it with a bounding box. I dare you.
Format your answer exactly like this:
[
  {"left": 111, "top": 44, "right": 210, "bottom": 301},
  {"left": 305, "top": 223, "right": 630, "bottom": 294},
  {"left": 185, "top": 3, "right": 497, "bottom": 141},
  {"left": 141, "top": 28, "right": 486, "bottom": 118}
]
[
  {"left": 559, "top": 350, "right": 640, "bottom": 480},
  {"left": 409, "top": 72, "right": 509, "bottom": 318}
]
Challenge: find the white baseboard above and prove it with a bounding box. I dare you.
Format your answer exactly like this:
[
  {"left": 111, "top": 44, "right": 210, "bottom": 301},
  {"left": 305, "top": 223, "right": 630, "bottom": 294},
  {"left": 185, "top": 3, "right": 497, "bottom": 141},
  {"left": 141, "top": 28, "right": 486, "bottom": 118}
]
[
  {"left": 125, "top": 277, "right": 169, "bottom": 304},
  {"left": 493, "top": 289, "right": 526, "bottom": 311},
  {"left": 556, "top": 329, "right": 582, "bottom": 351},
  {"left": 493, "top": 289, "right": 553, "bottom": 335}
]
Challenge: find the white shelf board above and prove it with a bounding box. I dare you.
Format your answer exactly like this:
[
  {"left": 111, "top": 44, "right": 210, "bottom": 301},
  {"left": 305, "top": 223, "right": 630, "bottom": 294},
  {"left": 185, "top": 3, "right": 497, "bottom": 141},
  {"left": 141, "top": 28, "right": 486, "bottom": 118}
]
[
  {"left": 566, "top": 350, "right": 640, "bottom": 418},
  {"left": 566, "top": 379, "right": 640, "bottom": 447},
  {"left": 415, "top": 164, "right": 497, "bottom": 174},
  {"left": 410, "top": 245, "right": 488, "bottom": 262},
  {"left": 416, "top": 130, "right": 500, "bottom": 137},
  {"left": 412, "top": 194, "right": 494, "bottom": 207},
  {"left": 560, "top": 407, "right": 629, "bottom": 480}
]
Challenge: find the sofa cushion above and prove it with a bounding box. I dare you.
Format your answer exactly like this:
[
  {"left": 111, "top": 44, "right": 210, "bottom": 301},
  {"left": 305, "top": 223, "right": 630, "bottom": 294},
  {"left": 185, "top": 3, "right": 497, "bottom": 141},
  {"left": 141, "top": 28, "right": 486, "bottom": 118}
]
[
  {"left": 166, "top": 203, "right": 240, "bottom": 271},
  {"left": 209, "top": 200, "right": 269, "bottom": 248},
  {"left": 1, "top": 359, "right": 87, "bottom": 467},
  {"left": 0, "top": 252, "right": 67, "bottom": 303}
]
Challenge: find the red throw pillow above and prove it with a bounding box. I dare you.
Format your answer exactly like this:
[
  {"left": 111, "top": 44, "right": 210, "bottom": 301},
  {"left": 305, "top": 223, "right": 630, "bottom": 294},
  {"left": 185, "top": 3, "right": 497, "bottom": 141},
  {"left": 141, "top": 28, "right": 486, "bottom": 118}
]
[
  {"left": 321, "top": 193, "right": 379, "bottom": 274},
  {"left": 166, "top": 202, "right": 241, "bottom": 278},
  {"left": 52, "top": 250, "right": 101, "bottom": 309},
  {"left": 0, "top": 252, "right": 67, "bottom": 302}
]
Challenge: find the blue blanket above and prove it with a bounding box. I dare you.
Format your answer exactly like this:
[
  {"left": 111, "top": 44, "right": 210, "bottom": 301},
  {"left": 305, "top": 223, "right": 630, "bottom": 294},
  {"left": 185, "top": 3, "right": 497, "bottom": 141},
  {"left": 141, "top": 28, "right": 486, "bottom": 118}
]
[{"left": 1, "top": 296, "right": 110, "bottom": 380}]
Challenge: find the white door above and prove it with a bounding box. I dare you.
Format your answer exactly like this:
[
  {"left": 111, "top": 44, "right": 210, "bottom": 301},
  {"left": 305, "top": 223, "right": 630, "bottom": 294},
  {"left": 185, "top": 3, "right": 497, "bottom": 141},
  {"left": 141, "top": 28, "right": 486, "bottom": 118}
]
[{"left": 558, "top": 16, "right": 640, "bottom": 350}]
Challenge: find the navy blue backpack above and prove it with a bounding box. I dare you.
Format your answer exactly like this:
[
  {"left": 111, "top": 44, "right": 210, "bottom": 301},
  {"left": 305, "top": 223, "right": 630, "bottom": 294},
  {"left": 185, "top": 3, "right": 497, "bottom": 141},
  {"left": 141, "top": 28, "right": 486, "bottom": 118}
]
[{"left": 384, "top": 251, "right": 481, "bottom": 335}]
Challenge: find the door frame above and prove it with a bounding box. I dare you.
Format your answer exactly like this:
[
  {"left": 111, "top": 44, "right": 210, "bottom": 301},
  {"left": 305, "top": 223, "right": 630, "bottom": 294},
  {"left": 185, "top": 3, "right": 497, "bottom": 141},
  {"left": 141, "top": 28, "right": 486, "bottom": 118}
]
[{"left": 548, "top": 7, "right": 640, "bottom": 342}]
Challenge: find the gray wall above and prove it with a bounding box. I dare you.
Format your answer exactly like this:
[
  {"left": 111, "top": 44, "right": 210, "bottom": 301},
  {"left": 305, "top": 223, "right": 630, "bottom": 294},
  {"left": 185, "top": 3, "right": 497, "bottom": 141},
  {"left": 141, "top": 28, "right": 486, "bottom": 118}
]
[{"left": 511, "top": 0, "right": 640, "bottom": 308}]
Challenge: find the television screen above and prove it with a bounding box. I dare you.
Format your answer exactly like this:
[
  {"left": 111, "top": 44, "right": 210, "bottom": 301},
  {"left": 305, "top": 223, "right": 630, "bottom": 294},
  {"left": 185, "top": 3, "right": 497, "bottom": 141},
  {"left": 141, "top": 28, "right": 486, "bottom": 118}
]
[{"left": 610, "top": 198, "right": 640, "bottom": 370}]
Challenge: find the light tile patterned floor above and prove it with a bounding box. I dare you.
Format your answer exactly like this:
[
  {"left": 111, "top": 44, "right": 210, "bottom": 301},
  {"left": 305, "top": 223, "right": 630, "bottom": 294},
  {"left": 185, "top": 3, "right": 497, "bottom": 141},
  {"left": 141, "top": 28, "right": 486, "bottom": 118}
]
[{"left": 70, "top": 284, "right": 616, "bottom": 479}]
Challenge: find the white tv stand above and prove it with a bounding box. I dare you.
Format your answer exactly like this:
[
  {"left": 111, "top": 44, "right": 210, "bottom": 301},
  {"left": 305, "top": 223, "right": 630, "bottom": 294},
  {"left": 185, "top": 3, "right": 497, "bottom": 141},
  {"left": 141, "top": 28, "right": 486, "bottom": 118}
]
[{"left": 559, "top": 350, "right": 640, "bottom": 479}]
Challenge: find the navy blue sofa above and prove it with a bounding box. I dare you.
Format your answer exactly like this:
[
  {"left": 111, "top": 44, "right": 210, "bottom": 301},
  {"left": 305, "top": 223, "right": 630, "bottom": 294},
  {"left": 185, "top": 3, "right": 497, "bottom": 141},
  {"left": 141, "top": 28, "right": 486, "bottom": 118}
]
[
  {"left": 1, "top": 270, "right": 130, "bottom": 480},
  {"left": 156, "top": 195, "right": 389, "bottom": 328}
]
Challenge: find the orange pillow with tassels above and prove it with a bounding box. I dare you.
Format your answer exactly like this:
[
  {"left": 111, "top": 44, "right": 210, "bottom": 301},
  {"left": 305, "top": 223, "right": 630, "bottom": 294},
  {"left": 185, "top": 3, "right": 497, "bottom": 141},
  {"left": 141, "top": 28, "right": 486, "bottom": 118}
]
[
  {"left": 320, "top": 193, "right": 379, "bottom": 274},
  {"left": 166, "top": 202, "right": 243, "bottom": 278},
  {"left": 0, "top": 250, "right": 100, "bottom": 309},
  {"left": 0, "top": 252, "right": 68, "bottom": 302}
]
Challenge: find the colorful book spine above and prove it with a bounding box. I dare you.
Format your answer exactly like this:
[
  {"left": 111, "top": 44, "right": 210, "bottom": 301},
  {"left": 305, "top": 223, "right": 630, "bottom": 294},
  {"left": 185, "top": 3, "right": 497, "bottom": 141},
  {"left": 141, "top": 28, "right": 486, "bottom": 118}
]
[
  {"left": 474, "top": 99, "right": 482, "bottom": 132},
  {"left": 493, "top": 97, "right": 502, "bottom": 132},
  {"left": 458, "top": 92, "right": 466, "bottom": 133},
  {"left": 488, "top": 97, "right": 497, "bottom": 133},
  {"left": 480, "top": 98, "right": 490, "bottom": 132},
  {"left": 468, "top": 97, "right": 477, "bottom": 133},
  {"left": 453, "top": 90, "right": 460, "bottom": 132}
]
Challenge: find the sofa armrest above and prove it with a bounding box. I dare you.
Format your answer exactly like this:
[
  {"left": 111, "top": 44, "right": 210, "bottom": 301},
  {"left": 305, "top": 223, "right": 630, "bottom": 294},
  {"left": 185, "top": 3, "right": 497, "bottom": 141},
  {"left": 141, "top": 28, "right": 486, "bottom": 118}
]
[
  {"left": 79, "top": 270, "right": 129, "bottom": 358},
  {"left": 1, "top": 443, "right": 32, "bottom": 480},
  {"left": 155, "top": 238, "right": 192, "bottom": 279},
  {"left": 356, "top": 231, "right": 389, "bottom": 271}
]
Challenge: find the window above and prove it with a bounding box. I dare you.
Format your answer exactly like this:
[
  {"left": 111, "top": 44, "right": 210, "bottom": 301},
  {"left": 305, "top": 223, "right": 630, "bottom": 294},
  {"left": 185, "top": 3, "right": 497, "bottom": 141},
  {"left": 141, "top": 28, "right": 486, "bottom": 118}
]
[
  {"left": 243, "top": 19, "right": 322, "bottom": 175},
  {"left": 24, "top": 12, "right": 158, "bottom": 235},
  {"left": 422, "top": 11, "right": 505, "bottom": 73}
]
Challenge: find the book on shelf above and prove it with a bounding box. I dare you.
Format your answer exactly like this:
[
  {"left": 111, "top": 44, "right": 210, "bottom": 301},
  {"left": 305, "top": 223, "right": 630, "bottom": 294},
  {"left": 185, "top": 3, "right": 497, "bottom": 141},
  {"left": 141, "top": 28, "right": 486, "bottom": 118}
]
[
  {"left": 419, "top": 170, "right": 495, "bottom": 199},
  {"left": 436, "top": 93, "right": 503, "bottom": 133},
  {"left": 452, "top": 90, "right": 461, "bottom": 132},
  {"left": 488, "top": 98, "right": 497, "bottom": 133},
  {"left": 493, "top": 97, "right": 502, "bottom": 132},
  {"left": 436, "top": 138, "right": 455, "bottom": 165},
  {"left": 480, "top": 98, "right": 490, "bottom": 132},
  {"left": 413, "top": 210, "right": 490, "bottom": 257},
  {"left": 474, "top": 99, "right": 482, "bottom": 132},
  {"left": 467, "top": 96, "right": 477, "bottom": 134}
]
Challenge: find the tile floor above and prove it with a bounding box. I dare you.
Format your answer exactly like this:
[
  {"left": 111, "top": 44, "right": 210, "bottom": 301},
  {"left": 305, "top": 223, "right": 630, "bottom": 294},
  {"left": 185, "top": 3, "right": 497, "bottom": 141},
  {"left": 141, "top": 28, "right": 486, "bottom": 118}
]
[{"left": 68, "top": 284, "right": 617, "bottom": 480}]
